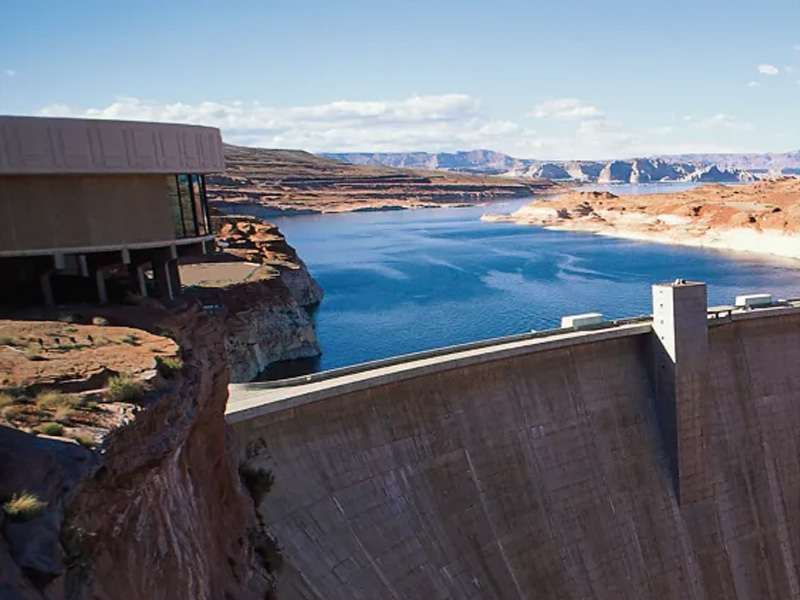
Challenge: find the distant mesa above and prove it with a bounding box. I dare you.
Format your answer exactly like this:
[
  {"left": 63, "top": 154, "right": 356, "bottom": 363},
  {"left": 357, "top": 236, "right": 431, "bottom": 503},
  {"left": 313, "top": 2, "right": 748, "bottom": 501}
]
[{"left": 323, "top": 150, "right": 799, "bottom": 184}]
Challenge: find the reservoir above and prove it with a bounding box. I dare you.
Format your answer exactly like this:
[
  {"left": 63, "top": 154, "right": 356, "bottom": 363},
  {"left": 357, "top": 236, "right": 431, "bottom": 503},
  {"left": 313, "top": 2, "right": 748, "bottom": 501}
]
[{"left": 263, "top": 184, "right": 800, "bottom": 374}]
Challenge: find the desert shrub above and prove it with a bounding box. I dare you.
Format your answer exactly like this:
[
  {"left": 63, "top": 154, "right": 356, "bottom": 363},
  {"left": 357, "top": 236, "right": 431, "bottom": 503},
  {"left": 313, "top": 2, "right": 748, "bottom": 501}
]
[
  {"left": 106, "top": 374, "right": 146, "bottom": 403},
  {"left": 24, "top": 344, "right": 46, "bottom": 361},
  {"left": 239, "top": 465, "right": 274, "bottom": 506},
  {"left": 120, "top": 333, "right": 140, "bottom": 346},
  {"left": 3, "top": 491, "right": 47, "bottom": 521},
  {"left": 155, "top": 355, "right": 183, "bottom": 377},
  {"left": 0, "top": 336, "right": 18, "bottom": 346},
  {"left": 35, "top": 422, "right": 64, "bottom": 436},
  {"left": 58, "top": 314, "right": 79, "bottom": 324},
  {"left": 91, "top": 317, "right": 109, "bottom": 327}
]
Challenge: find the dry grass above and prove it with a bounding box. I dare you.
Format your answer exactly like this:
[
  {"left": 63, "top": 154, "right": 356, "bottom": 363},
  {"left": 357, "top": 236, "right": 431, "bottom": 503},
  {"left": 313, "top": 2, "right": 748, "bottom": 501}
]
[
  {"left": 24, "top": 344, "right": 46, "bottom": 361},
  {"left": 67, "top": 430, "right": 95, "bottom": 448},
  {"left": 120, "top": 333, "right": 140, "bottom": 346},
  {"left": 1, "top": 403, "right": 26, "bottom": 421},
  {"left": 35, "top": 391, "right": 81, "bottom": 411},
  {"left": 53, "top": 405, "right": 75, "bottom": 423},
  {"left": 35, "top": 421, "right": 64, "bottom": 436},
  {"left": 155, "top": 355, "right": 183, "bottom": 377},
  {"left": 106, "top": 374, "right": 146, "bottom": 403},
  {"left": 0, "top": 392, "right": 14, "bottom": 408},
  {"left": 3, "top": 491, "right": 47, "bottom": 521}
]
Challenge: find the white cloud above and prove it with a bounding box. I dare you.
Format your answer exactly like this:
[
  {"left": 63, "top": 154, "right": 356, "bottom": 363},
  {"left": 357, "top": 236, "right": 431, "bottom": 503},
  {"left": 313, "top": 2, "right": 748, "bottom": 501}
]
[
  {"left": 37, "top": 95, "right": 757, "bottom": 160},
  {"left": 3, "top": 69, "right": 15, "bottom": 77},
  {"left": 757, "top": 64, "right": 779, "bottom": 75},
  {"left": 529, "top": 98, "right": 604, "bottom": 120},
  {"left": 39, "top": 95, "right": 545, "bottom": 154},
  {"left": 785, "top": 66, "right": 794, "bottom": 73},
  {"left": 693, "top": 114, "right": 754, "bottom": 132},
  {"left": 746, "top": 80, "right": 761, "bottom": 87}
]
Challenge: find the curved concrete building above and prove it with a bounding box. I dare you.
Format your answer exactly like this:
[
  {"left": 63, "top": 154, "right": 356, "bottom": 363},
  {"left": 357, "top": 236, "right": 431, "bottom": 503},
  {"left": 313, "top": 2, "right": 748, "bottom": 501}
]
[{"left": 0, "top": 115, "right": 224, "bottom": 304}]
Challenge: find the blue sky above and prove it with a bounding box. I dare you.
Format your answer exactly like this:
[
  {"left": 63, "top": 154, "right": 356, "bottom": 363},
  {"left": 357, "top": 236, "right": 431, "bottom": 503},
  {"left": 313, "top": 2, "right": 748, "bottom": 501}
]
[{"left": 1, "top": 0, "right": 798, "bottom": 159}]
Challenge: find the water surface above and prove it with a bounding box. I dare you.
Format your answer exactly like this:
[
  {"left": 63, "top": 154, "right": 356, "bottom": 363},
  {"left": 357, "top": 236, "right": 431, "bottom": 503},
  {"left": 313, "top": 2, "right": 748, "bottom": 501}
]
[{"left": 261, "top": 186, "right": 800, "bottom": 375}]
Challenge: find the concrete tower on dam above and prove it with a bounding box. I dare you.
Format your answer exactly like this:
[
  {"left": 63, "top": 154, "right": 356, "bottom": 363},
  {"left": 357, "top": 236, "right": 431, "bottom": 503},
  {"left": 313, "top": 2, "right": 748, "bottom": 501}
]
[{"left": 228, "top": 282, "right": 800, "bottom": 600}]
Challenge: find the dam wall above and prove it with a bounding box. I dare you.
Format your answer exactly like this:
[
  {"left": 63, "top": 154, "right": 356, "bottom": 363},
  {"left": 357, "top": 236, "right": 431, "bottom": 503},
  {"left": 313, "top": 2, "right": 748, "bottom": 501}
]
[{"left": 228, "top": 296, "right": 800, "bottom": 599}]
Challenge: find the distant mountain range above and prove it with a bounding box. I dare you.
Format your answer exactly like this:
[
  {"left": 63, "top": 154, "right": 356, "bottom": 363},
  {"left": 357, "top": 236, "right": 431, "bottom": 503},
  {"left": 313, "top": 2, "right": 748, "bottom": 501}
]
[{"left": 321, "top": 150, "right": 800, "bottom": 184}]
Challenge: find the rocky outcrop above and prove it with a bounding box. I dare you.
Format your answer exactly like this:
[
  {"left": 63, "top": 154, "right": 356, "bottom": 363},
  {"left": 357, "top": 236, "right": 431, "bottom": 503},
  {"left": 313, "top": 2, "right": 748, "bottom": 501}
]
[
  {"left": 482, "top": 178, "right": 800, "bottom": 259},
  {"left": 684, "top": 164, "right": 756, "bottom": 182},
  {"left": 178, "top": 216, "right": 324, "bottom": 383},
  {"left": 0, "top": 301, "right": 275, "bottom": 600},
  {"left": 213, "top": 217, "right": 324, "bottom": 309}
]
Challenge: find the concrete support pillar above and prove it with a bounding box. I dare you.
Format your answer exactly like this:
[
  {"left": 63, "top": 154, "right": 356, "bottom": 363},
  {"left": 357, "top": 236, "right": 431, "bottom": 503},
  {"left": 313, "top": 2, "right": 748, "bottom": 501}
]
[
  {"left": 78, "top": 255, "right": 89, "bottom": 277},
  {"left": 651, "top": 280, "right": 710, "bottom": 505},
  {"left": 40, "top": 271, "right": 55, "bottom": 307},
  {"left": 130, "top": 263, "right": 149, "bottom": 297},
  {"left": 95, "top": 268, "right": 108, "bottom": 304},
  {"left": 153, "top": 259, "right": 174, "bottom": 300},
  {"left": 167, "top": 259, "right": 182, "bottom": 297}
]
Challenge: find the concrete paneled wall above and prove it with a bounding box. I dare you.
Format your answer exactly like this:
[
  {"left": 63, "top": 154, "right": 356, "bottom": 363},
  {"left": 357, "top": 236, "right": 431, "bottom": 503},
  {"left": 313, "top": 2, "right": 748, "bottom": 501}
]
[
  {"left": 0, "top": 175, "right": 175, "bottom": 251},
  {"left": 233, "top": 314, "right": 800, "bottom": 599},
  {"left": 0, "top": 116, "right": 223, "bottom": 175}
]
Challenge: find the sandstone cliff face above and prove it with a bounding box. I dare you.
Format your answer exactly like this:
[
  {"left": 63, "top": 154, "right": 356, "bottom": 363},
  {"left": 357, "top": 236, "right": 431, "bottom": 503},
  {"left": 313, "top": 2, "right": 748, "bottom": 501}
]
[
  {"left": 202, "top": 216, "right": 324, "bottom": 382},
  {"left": 194, "top": 278, "right": 321, "bottom": 383},
  {"left": 0, "top": 302, "right": 274, "bottom": 600}
]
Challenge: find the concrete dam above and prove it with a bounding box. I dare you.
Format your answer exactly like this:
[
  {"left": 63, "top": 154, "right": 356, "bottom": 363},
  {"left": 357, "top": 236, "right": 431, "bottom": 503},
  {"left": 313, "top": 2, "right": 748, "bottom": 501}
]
[{"left": 227, "top": 282, "right": 800, "bottom": 600}]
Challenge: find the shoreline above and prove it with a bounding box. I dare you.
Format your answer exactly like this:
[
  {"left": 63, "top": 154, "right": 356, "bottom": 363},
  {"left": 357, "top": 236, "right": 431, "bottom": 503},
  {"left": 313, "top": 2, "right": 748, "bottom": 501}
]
[
  {"left": 481, "top": 178, "right": 800, "bottom": 262},
  {"left": 481, "top": 214, "right": 800, "bottom": 261}
]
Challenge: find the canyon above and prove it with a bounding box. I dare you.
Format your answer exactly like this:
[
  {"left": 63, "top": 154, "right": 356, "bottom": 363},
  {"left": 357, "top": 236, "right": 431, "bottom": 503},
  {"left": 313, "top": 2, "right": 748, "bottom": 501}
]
[
  {"left": 482, "top": 178, "right": 800, "bottom": 259},
  {"left": 206, "top": 145, "right": 558, "bottom": 215}
]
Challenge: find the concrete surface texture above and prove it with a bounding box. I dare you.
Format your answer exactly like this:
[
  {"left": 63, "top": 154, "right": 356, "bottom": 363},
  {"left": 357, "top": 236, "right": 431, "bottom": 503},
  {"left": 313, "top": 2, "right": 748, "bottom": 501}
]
[
  {"left": 231, "top": 307, "right": 800, "bottom": 599},
  {"left": 0, "top": 115, "right": 223, "bottom": 174}
]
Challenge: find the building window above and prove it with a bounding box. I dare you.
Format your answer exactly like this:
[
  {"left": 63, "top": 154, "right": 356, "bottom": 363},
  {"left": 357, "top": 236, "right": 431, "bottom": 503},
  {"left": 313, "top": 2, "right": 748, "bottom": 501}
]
[
  {"left": 168, "top": 174, "right": 212, "bottom": 239},
  {"left": 176, "top": 174, "right": 197, "bottom": 237},
  {"left": 191, "top": 174, "right": 210, "bottom": 235},
  {"left": 167, "top": 177, "right": 185, "bottom": 237}
]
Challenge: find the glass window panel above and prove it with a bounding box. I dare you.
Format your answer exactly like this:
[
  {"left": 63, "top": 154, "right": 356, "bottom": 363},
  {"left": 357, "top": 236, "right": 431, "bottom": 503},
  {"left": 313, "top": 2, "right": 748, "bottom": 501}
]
[
  {"left": 167, "top": 176, "right": 185, "bottom": 237},
  {"left": 177, "top": 174, "right": 196, "bottom": 237},
  {"left": 191, "top": 174, "right": 208, "bottom": 235}
]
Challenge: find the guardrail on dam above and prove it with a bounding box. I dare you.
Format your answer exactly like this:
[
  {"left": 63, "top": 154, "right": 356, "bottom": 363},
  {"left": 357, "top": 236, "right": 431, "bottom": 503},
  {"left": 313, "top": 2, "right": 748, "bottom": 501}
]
[{"left": 227, "top": 282, "right": 800, "bottom": 600}]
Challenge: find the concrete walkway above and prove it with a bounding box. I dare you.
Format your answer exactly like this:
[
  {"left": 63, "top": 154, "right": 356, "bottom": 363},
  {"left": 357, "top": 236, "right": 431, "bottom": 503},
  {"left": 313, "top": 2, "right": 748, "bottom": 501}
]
[{"left": 226, "top": 321, "right": 652, "bottom": 424}]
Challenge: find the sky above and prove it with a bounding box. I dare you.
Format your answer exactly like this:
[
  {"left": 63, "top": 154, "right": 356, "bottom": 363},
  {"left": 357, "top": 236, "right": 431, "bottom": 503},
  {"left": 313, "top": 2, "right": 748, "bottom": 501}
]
[{"left": 1, "top": 0, "right": 799, "bottom": 160}]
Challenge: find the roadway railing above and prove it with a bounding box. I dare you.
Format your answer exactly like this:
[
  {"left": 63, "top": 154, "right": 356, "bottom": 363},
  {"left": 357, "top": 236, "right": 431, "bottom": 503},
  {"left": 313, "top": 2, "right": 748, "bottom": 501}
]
[{"left": 250, "top": 315, "right": 654, "bottom": 389}]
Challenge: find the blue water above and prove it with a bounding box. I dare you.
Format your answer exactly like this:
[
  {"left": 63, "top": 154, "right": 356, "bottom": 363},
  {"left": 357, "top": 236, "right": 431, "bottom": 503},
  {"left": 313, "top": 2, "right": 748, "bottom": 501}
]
[{"left": 263, "top": 186, "right": 800, "bottom": 374}]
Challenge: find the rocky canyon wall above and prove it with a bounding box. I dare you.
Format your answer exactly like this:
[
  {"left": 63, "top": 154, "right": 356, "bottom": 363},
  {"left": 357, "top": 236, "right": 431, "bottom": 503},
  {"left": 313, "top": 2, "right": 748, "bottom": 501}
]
[
  {"left": 0, "top": 303, "right": 274, "bottom": 600},
  {"left": 233, "top": 311, "right": 800, "bottom": 599}
]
